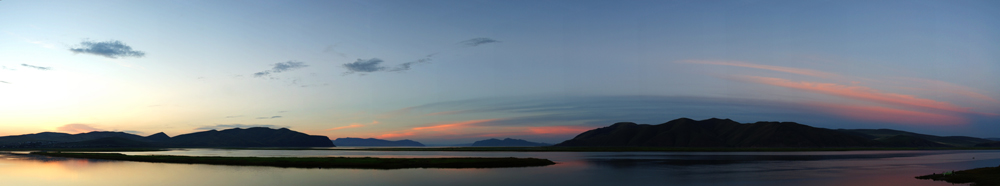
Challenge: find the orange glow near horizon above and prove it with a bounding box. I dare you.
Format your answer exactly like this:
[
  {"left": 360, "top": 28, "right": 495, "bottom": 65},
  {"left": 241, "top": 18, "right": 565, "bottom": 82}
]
[
  {"left": 412, "top": 119, "right": 499, "bottom": 131},
  {"left": 742, "top": 76, "right": 974, "bottom": 114},
  {"left": 325, "top": 124, "right": 364, "bottom": 131}
]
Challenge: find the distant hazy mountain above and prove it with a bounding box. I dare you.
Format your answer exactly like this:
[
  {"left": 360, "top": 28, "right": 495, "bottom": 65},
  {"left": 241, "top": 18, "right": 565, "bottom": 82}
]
[
  {"left": 555, "top": 118, "right": 884, "bottom": 148},
  {"left": 987, "top": 138, "right": 1000, "bottom": 141},
  {"left": 0, "top": 127, "right": 333, "bottom": 148},
  {"left": 333, "top": 138, "right": 424, "bottom": 146},
  {"left": 471, "top": 138, "right": 550, "bottom": 147},
  {"left": 837, "top": 129, "right": 993, "bottom": 147}
]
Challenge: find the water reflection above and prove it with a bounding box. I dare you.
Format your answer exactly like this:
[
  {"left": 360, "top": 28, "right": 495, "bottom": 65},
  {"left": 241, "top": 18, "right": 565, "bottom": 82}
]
[
  {"left": 584, "top": 152, "right": 940, "bottom": 167},
  {"left": 0, "top": 150, "right": 993, "bottom": 186}
]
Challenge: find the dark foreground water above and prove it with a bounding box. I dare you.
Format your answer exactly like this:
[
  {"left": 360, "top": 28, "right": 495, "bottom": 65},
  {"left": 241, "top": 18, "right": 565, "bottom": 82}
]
[{"left": 2, "top": 149, "right": 998, "bottom": 186}]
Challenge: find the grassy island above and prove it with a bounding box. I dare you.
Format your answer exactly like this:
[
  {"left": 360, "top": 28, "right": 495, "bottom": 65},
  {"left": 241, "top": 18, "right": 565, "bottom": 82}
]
[
  {"left": 916, "top": 166, "right": 1000, "bottom": 186},
  {"left": 28, "top": 152, "right": 555, "bottom": 169}
]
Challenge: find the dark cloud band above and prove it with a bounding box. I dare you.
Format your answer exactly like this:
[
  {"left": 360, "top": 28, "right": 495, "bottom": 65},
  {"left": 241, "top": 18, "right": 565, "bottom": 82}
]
[
  {"left": 69, "top": 40, "right": 146, "bottom": 58},
  {"left": 21, "top": 64, "right": 51, "bottom": 70},
  {"left": 254, "top": 61, "right": 308, "bottom": 77},
  {"left": 460, "top": 37, "right": 500, "bottom": 47}
]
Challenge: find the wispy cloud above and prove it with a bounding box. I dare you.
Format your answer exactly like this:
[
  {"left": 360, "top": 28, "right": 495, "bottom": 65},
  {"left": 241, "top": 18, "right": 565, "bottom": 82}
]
[
  {"left": 0, "top": 81, "right": 9, "bottom": 84},
  {"left": 68, "top": 40, "right": 146, "bottom": 58},
  {"left": 525, "top": 126, "right": 593, "bottom": 135},
  {"left": 412, "top": 119, "right": 500, "bottom": 131},
  {"left": 459, "top": 37, "right": 500, "bottom": 47},
  {"left": 196, "top": 124, "right": 284, "bottom": 130},
  {"left": 326, "top": 124, "right": 364, "bottom": 131},
  {"left": 256, "top": 116, "right": 282, "bottom": 119},
  {"left": 739, "top": 76, "right": 973, "bottom": 114},
  {"left": 20, "top": 64, "right": 51, "bottom": 70},
  {"left": 325, "top": 120, "right": 378, "bottom": 131},
  {"left": 896, "top": 77, "right": 1000, "bottom": 104},
  {"left": 254, "top": 61, "right": 308, "bottom": 77},
  {"left": 680, "top": 60, "right": 838, "bottom": 78},
  {"left": 57, "top": 124, "right": 104, "bottom": 134},
  {"left": 224, "top": 115, "right": 244, "bottom": 118},
  {"left": 807, "top": 102, "right": 966, "bottom": 125}
]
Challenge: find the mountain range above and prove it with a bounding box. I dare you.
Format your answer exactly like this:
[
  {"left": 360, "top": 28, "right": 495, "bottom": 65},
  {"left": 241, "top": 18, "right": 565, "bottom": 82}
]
[
  {"left": 471, "top": 138, "right": 550, "bottom": 147},
  {"left": 332, "top": 137, "right": 425, "bottom": 146},
  {"left": 0, "top": 127, "right": 333, "bottom": 148},
  {"left": 555, "top": 118, "right": 997, "bottom": 148}
]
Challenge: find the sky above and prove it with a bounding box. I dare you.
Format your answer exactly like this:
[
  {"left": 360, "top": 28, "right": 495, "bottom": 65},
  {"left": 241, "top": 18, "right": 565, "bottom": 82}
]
[{"left": 1, "top": 0, "right": 998, "bottom": 144}]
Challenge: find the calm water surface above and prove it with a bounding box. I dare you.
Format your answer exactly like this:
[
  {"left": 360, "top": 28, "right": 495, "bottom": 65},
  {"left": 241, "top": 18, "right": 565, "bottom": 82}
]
[{"left": 2, "top": 149, "right": 998, "bottom": 186}]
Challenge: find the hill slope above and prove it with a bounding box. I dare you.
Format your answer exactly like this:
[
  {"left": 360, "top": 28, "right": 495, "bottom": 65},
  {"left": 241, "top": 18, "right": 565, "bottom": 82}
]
[
  {"left": 166, "top": 127, "right": 334, "bottom": 147},
  {"left": 837, "top": 129, "right": 992, "bottom": 147},
  {"left": 555, "top": 118, "right": 883, "bottom": 148}
]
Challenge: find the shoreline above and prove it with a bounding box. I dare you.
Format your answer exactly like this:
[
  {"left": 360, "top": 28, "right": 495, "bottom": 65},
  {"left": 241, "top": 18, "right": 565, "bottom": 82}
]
[
  {"left": 25, "top": 152, "right": 556, "bottom": 169},
  {"left": 916, "top": 166, "right": 1000, "bottom": 185}
]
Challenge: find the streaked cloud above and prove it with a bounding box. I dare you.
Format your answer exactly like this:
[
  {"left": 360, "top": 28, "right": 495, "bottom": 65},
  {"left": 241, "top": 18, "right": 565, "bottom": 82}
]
[
  {"left": 68, "top": 40, "right": 146, "bottom": 58},
  {"left": 195, "top": 124, "right": 284, "bottom": 130},
  {"left": 739, "top": 76, "right": 973, "bottom": 114},
  {"left": 254, "top": 61, "right": 308, "bottom": 77},
  {"left": 326, "top": 124, "right": 364, "bottom": 131},
  {"left": 0, "top": 81, "right": 9, "bottom": 84},
  {"left": 256, "top": 116, "right": 282, "bottom": 119},
  {"left": 224, "top": 115, "right": 244, "bottom": 118},
  {"left": 526, "top": 126, "right": 593, "bottom": 135},
  {"left": 20, "top": 64, "right": 51, "bottom": 70},
  {"left": 56, "top": 123, "right": 103, "bottom": 134},
  {"left": 896, "top": 77, "right": 999, "bottom": 104},
  {"left": 680, "top": 60, "right": 838, "bottom": 78},
  {"left": 808, "top": 102, "right": 966, "bottom": 125},
  {"left": 459, "top": 37, "right": 500, "bottom": 47},
  {"left": 326, "top": 120, "right": 378, "bottom": 131},
  {"left": 412, "top": 119, "right": 500, "bottom": 131}
]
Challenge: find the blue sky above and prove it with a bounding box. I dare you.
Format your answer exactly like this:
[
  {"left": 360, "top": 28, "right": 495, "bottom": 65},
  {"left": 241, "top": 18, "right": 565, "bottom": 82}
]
[{"left": 1, "top": 0, "right": 998, "bottom": 144}]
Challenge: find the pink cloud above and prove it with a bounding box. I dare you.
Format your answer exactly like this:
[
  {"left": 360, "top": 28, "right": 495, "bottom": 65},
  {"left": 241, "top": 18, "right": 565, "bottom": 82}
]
[
  {"left": 808, "top": 102, "right": 966, "bottom": 125},
  {"left": 56, "top": 124, "right": 103, "bottom": 134},
  {"left": 680, "top": 60, "right": 839, "bottom": 78},
  {"left": 897, "top": 77, "right": 999, "bottom": 104},
  {"left": 741, "top": 76, "right": 973, "bottom": 114}
]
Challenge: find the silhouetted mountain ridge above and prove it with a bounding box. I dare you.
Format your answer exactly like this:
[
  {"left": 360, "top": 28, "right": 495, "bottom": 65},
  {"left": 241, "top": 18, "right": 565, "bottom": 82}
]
[
  {"left": 555, "top": 118, "right": 993, "bottom": 148},
  {"left": 0, "top": 127, "right": 333, "bottom": 148}
]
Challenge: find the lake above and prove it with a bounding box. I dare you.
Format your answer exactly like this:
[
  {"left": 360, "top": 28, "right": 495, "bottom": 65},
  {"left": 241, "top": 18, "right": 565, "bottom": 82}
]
[{"left": 2, "top": 149, "right": 998, "bottom": 186}]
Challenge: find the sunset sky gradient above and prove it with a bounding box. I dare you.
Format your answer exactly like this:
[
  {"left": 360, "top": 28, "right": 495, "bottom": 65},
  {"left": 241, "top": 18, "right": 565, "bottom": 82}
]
[{"left": 1, "top": 0, "right": 998, "bottom": 144}]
